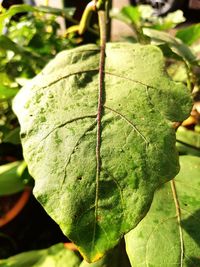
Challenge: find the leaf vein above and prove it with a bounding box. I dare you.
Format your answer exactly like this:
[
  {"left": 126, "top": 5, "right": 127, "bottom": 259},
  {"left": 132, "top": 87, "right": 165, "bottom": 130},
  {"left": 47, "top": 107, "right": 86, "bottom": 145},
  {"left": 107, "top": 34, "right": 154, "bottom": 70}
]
[
  {"left": 35, "top": 69, "right": 99, "bottom": 92},
  {"left": 40, "top": 114, "right": 97, "bottom": 142},
  {"left": 105, "top": 71, "right": 158, "bottom": 90},
  {"left": 104, "top": 105, "right": 149, "bottom": 146}
]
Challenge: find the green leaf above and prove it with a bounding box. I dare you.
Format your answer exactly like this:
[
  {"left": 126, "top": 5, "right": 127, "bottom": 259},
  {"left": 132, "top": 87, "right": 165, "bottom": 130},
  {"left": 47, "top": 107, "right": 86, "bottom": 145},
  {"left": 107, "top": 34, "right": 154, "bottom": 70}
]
[
  {"left": 125, "top": 155, "right": 200, "bottom": 266},
  {"left": 13, "top": 43, "right": 192, "bottom": 262},
  {"left": 33, "top": 5, "right": 75, "bottom": 18},
  {"left": 0, "top": 84, "right": 19, "bottom": 100},
  {"left": 0, "top": 35, "right": 26, "bottom": 55},
  {"left": 143, "top": 28, "right": 198, "bottom": 65},
  {"left": 120, "top": 6, "right": 141, "bottom": 26},
  {"left": 176, "top": 23, "right": 200, "bottom": 46},
  {"left": 0, "top": 161, "right": 27, "bottom": 196},
  {"left": 0, "top": 243, "right": 81, "bottom": 267}
]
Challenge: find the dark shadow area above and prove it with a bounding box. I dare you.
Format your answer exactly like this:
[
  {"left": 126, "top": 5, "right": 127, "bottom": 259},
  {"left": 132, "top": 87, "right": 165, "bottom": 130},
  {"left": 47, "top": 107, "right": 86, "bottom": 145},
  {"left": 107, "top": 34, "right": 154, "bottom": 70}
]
[
  {"left": 0, "top": 143, "right": 23, "bottom": 165},
  {"left": 182, "top": 209, "right": 200, "bottom": 265},
  {"left": 0, "top": 194, "right": 69, "bottom": 259},
  {"left": 185, "top": 257, "right": 200, "bottom": 267},
  {"left": 182, "top": 209, "right": 200, "bottom": 248}
]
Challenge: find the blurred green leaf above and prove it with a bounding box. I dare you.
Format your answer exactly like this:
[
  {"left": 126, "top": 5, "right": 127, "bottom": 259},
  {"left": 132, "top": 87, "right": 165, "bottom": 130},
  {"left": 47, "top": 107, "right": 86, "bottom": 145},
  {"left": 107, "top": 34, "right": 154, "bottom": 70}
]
[
  {"left": 3, "top": 127, "right": 20, "bottom": 144},
  {"left": 111, "top": 6, "right": 185, "bottom": 32},
  {"left": 0, "top": 35, "right": 27, "bottom": 55},
  {"left": 0, "top": 161, "right": 29, "bottom": 196},
  {"left": 0, "top": 84, "right": 18, "bottom": 100},
  {"left": 167, "top": 61, "right": 188, "bottom": 82},
  {"left": 110, "top": 7, "right": 135, "bottom": 26},
  {"left": 0, "top": 4, "right": 34, "bottom": 34},
  {"left": 176, "top": 126, "right": 200, "bottom": 153},
  {"left": 34, "top": 5, "right": 75, "bottom": 18},
  {"left": 120, "top": 6, "right": 141, "bottom": 26},
  {"left": 0, "top": 4, "right": 75, "bottom": 34},
  {"left": 143, "top": 28, "right": 198, "bottom": 65},
  {"left": 176, "top": 141, "right": 200, "bottom": 157},
  {"left": 159, "top": 44, "right": 185, "bottom": 62},
  {"left": 0, "top": 243, "right": 81, "bottom": 267},
  {"left": 176, "top": 23, "right": 200, "bottom": 46}
]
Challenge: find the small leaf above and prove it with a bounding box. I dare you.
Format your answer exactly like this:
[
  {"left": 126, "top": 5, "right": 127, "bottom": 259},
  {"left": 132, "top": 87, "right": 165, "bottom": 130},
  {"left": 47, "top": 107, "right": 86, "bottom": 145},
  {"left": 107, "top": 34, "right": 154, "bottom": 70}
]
[
  {"left": 125, "top": 156, "right": 200, "bottom": 266},
  {"left": 13, "top": 43, "right": 192, "bottom": 262},
  {"left": 0, "top": 243, "right": 81, "bottom": 267},
  {"left": 0, "top": 84, "right": 19, "bottom": 100},
  {"left": 176, "top": 23, "right": 200, "bottom": 46},
  {"left": 0, "top": 161, "right": 27, "bottom": 196},
  {"left": 121, "top": 6, "right": 141, "bottom": 26},
  {"left": 143, "top": 28, "right": 198, "bottom": 65}
]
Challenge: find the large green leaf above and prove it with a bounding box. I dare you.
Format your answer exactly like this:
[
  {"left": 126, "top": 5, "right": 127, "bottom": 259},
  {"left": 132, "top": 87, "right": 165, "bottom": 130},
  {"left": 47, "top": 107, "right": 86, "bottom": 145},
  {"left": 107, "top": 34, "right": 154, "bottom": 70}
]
[
  {"left": 13, "top": 43, "right": 192, "bottom": 262},
  {"left": 0, "top": 243, "right": 81, "bottom": 267},
  {"left": 125, "top": 155, "right": 200, "bottom": 266}
]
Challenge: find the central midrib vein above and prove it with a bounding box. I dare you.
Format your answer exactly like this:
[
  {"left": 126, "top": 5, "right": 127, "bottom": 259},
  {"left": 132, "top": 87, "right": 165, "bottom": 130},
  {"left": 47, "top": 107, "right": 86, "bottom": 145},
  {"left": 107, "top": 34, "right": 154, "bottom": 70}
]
[{"left": 94, "top": 10, "right": 107, "bottom": 242}]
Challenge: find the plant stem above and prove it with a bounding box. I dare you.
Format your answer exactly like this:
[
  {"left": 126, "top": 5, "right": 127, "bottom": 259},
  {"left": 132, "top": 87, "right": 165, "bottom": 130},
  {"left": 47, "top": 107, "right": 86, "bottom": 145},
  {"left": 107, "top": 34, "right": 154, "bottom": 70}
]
[
  {"left": 94, "top": 9, "right": 106, "bottom": 224},
  {"left": 98, "top": 10, "right": 107, "bottom": 46},
  {"left": 78, "top": 1, "right": 96, "bottom": 35}
]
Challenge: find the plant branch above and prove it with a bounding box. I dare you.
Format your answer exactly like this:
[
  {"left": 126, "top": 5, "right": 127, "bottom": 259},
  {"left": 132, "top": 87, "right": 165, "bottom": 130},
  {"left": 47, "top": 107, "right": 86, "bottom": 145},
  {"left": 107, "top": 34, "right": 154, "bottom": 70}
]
[{"left": 94, "top": 8, "right": 107, "bottom": 228}]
